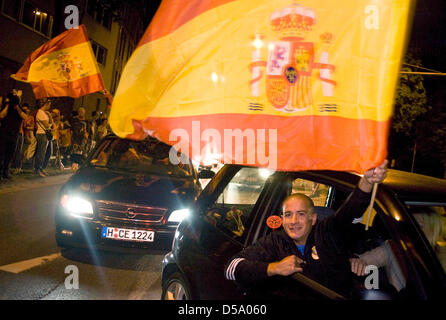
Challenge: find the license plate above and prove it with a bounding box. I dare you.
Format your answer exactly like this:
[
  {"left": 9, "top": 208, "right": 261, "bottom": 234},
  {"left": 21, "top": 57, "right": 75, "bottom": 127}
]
[{"left": 101, "top": 227, "right": 154, "bottom": 242}]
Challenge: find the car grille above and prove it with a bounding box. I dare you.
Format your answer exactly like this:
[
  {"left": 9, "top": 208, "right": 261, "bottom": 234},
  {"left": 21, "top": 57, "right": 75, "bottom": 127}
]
[{"left": 96, "top": 200, "right": 168, "bottom": 225}]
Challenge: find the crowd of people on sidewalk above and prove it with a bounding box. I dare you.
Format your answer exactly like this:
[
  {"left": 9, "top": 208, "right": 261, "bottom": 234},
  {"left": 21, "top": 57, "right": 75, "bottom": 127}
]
[{"left": 0, "top": 90, "right": 111, "bottom": 181}]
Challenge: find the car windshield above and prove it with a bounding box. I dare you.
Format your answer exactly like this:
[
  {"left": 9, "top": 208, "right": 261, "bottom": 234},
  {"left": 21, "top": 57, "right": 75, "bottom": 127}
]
[
  {"left": 89, "top": 138, "right": 193, "bottom": 177},
  {"left": 405, "top": 202, "right": 446, "bottom": 273}
]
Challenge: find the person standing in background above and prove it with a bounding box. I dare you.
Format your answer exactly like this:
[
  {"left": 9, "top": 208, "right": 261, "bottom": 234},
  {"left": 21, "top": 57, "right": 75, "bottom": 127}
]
[
  {"left": 41, "top": 108, "right": 55, "bottom": 171},
  {"left": 70, "top": 107, "right": 88, "bottom": 170},
  {"left": 96, "top": 118, "right": 110, "bottom": 141},
  {"left": 11, "top": 103, "right": 30, "bottom": 173},
  {"left": 50, "top": 108, "right": 63, "bottom": 169},
  {"left": 22, "top": 104, "right": 37, "bottom": 166},
  {"left": 33, "top": 99, "right": 51, "bottom": 177},
  {"left": 88, "top": 111, "right": 99, "bottom": 154},
  {"left": 0, "top": 90, "right": 27, "bottom": 180},
  {"left": 59, "top": 115, "right": 72, "bottom": 168}
]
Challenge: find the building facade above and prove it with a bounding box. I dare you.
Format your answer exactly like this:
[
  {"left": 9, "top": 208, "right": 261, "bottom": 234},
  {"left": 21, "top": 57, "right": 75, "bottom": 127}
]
[
  {"left": 76, "top": 0, "right": 146, "bottom": 120},
  {"left": 0, "top": 0, "right": 57, "bottom": 105},
  {"left": 0, "top": 0, "right": 146, "bottom": 121}
]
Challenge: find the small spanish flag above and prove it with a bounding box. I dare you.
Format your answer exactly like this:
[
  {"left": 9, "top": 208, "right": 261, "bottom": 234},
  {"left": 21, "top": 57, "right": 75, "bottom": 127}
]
[
  {"left": 12, "top": 25, "right": 105, "bottom": 99},
  {"left": 109, "top": 0, "right": 414, "bottom": 173}
]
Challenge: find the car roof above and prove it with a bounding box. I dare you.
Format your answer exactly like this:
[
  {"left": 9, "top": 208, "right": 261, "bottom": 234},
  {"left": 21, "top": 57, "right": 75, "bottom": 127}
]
[
  {"left": 103, "top": 134, "right": 175, "bottom": 149},
  {"left": 309, "top": 169, "right": 446, "bottom": 195},
  {"left": 224, "top": 165, "right": 446, "bottom": 203},
  {"left": 380, "top": 169, "right": 446, "bottom": 203}
]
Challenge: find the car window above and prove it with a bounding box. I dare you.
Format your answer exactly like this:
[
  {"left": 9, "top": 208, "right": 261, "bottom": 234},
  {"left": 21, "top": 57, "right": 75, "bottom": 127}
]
[
  {"left": 89, "top": 138, "right": 193, "bottom": 177},
  {"left": 204, "top": 167, "right": 272, "bottom": 239},
  {"left": 291, "top": 178, "right": 331, "bottom": 207},
  {"left": 405, "top": 203, "right": 446, "bottom": 273}
]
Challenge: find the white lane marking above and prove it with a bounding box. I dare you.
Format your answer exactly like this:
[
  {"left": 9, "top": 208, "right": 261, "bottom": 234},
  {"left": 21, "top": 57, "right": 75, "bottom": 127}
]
[{"left": 0, "top": 253, "right": 62, "bottom": 274}]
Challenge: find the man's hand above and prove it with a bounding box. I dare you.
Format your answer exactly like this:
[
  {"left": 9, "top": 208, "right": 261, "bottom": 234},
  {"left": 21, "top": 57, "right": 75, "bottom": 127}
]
[
  {"left": 0, "top": 103, "right": 8, "bottom": 119},
  {"left": 364, "top": 160, "right": 388, "bottom": 184},
  {"left": 267, "top": 255, "right": 304, "bottom": 277},
  {"left": 349, "top": 258, "right": 367, "bottom": 276},
  {"left": 359, "top": 160, "right": 388, "bottom": 193}
]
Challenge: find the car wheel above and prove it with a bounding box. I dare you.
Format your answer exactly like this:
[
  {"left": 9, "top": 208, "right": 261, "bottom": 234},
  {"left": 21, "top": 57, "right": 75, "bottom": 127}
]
[{"left": 162, "top": 272, "right": 191, "bottom": 300}]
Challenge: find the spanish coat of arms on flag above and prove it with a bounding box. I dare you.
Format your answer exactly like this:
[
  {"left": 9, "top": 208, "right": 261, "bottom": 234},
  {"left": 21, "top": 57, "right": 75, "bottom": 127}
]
[{"left": 12, "top": 24, "right": 105, "bottom": 99}]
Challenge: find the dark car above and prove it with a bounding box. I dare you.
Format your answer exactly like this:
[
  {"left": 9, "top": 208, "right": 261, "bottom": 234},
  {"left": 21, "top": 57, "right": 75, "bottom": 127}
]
[
  {"left": 161, "top": 165, "right": 446, "bottom": 300},
  {"left": 55, "top": 135, "right": 202, "bottom": 253}
]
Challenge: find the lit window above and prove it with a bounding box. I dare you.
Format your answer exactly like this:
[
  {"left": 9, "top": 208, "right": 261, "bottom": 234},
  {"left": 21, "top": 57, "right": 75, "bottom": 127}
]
[
  {"left": 22, "top": 1, "right": 53, "bottom": 37},
  {"left": 2, "top": 0, "right": 21, "bottom": 20},
  {"left": 90, "top": 40, "right": 107, "bottom": 66}
]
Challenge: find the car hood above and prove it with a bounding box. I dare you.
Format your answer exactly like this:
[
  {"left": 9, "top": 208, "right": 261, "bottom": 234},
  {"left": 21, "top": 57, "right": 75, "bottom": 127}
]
[{"left": 62, "top": 166, "right": 198, "bottom": 210}]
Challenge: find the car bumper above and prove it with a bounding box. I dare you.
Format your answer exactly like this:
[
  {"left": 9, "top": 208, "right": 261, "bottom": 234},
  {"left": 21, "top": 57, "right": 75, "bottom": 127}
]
[{"left": 55, "top": 209, "right": 176, "bottom": 253}]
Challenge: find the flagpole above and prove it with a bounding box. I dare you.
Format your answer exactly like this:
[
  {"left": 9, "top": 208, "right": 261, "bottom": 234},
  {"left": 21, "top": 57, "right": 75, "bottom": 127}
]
[{"left": 365, "top": 183, "right": 378, "bottom": 231}]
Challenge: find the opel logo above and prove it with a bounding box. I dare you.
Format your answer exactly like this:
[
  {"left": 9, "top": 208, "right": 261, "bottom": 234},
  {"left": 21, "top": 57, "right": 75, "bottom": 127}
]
[{"left": 126, "top": 208, "right": 137, "bottom": 219}]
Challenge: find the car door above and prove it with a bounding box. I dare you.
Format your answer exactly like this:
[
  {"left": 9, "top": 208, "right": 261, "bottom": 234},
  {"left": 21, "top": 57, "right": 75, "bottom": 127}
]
[
  {"left": 178, "top": 166, "right": 276, "bottom": 299},
  {"left": 244, "top": 171, "right": 348, "bottom": 299}
]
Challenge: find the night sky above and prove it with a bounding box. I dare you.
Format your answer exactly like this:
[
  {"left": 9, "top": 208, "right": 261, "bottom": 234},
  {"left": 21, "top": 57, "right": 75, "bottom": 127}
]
[
  {"left": 408, "top": 0, "right": 446, "bottom": 103},
  {"left": 145, "top": 0, "right": 162, "bottom": 24},
  {"left": 144, "top": 0, "right": 446, "bottom": 96},
  {"left": 410, "top": 0, "right": 446, "bottom": 67}
]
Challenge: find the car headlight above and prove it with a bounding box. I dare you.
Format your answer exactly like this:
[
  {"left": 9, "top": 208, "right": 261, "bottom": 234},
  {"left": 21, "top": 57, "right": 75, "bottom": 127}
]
[
  {"left": 61, "top": 194, "right": 94, "bottom": 218},
  {"left": 168, "top": 209, "right": 190, "bottom": 223}
]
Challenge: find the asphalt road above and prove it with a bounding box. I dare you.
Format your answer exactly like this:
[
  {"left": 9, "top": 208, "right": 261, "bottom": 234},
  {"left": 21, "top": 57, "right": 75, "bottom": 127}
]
[{"left": 0, "top": 175, "right": 165, "bottom": 300}]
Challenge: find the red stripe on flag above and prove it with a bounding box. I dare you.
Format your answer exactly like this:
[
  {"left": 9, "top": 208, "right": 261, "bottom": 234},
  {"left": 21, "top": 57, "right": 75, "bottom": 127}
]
[
  {"left": 138, "top": 0, "right": 236, "bottom": 46},
  {"left": 30, "top": 73, "right": 105, "bottom": 99},
  {"left": 123, "top": 114, "right": 389, "bottom": 173}
]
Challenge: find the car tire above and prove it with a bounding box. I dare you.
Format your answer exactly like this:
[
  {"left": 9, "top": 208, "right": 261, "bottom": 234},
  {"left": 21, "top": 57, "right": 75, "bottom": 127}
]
[{"left": 161, "top": 272, "right": 192, "bottom": 300}]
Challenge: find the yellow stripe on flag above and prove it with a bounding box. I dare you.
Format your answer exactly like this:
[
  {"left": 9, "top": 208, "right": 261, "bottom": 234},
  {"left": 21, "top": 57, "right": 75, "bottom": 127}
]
[{"left": 27, "top": 42, "right": 100, "bottom": 83}]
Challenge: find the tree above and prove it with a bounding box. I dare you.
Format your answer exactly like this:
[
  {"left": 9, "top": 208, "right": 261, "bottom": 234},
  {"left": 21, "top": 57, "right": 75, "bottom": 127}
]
[
  {"left": 392, "top": 53, "right": 428, "bottom": 135},
  {"left": 415, "top": 95, "right": 446, "bottom": 178}
]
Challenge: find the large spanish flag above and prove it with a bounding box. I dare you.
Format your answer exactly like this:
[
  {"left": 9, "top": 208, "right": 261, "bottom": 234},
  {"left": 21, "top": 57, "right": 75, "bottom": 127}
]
[
  {"left": 12, "top": 25, "right": 105, "bottom": 99},
  {"left": 109, "top": 0, "right": 414, "bottom": 173}
]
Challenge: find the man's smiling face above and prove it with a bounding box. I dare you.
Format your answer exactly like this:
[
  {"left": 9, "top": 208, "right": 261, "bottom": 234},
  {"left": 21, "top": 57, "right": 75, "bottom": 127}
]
[{"left": 282, "top": 195, "right": 317, "bottom": 246}]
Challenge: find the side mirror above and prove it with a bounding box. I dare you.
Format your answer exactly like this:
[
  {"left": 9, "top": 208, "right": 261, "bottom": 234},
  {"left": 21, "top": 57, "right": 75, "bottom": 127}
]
[{"left": 198, "top": 169, "right": 215, "bottom": 179}]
